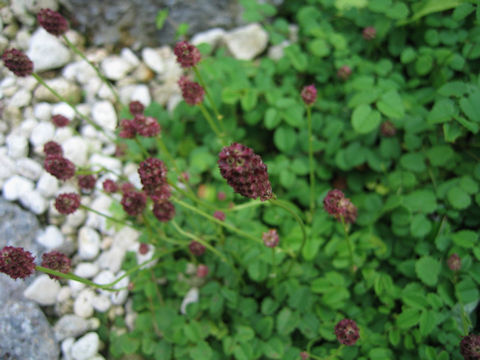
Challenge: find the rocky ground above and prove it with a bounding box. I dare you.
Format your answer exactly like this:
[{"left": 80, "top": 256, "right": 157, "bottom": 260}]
[{"left": 0, "top": 1, "right": 295, "bottom": 359}]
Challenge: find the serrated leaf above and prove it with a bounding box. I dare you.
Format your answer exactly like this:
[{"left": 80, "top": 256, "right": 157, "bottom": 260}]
[
  {"left": 416, "top": 256, "right": 441, "bottom": 287},
  {"left": 420, "top": 310, "right": 436, "bottom": 336},
  {"left": 427, "top": 98, "right": 456, "bottom": 124},
  {"left": 452, "top": 230, "right": 477, "bottom": 248},
  {"left": 460, "top": 91, "right": 480, "bottom": 123},
  {"left": 447, "top": 187, "right": 471, "bottom": 209},
  {"left": 397, "top": 308, "right": 421, "bottom": 329}
]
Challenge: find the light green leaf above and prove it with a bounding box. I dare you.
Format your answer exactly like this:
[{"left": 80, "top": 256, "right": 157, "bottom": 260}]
[
  {"left": 447, "top": 187, "right": 471, "bottom": 209},
  {"left": 377, "top": 90, "right": 405, "bottom": 119},
  {"left": 427, "top": 98, "right": 456, "bottom": 124},
  {"left": 420, "top": 310, "right": 436, "bottom": 336},
  {"left": 452, "top": 230, "right": 477, "bottom": 248},
  {"left": 416, "top": 256, "right": 441, "bottom": 287},
  {"left": 460, "top": 91, "right": 480, "bottom": 123},
  {"left": 351, "top": 104, "right": 382, "bottom": 134},
  {"left": 397, "top": 308, "right": 421, "bottom": 329}
]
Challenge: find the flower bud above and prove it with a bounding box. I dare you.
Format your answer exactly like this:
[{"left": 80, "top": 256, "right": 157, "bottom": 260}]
[
  {"left": 37, "top": 8, "right": 68, "bottom": 36},
  {"left": 189, "top": 241, "right": 206, "bottom": 256},
  {"left": 44, "top": 155, "right": 75, "bottom": 180},
  {"left": 301, "top": 85, "right": 317, "bottom": 106},
  {"left": 129, "top": 100, "right": 145, "bottom": 116},
  {"left": 41, "top": 251, "right": 71, "bottom": 279},
  {"left": 178, "top": 76, "right": 205, "bottom": 106},
  {"left": 334, "top": 319, "right": 359, "bottom": 346},
  {"left": 153, "top": 201, "right": 176, "bottom": 222},
  {"left": 2, "top": 48, "right": 33, "bottom": 77},
  {"left": 213, "top": 211, "right": 226, "bottom": 221},
  {"left": 0, "top": 246, "right": 36, "bottom": 280},
  {"left": 447, "top": 253, "right": 461, "bottom": 272},
  {"left": 196, "top": 264, "right": 209, "bottom": 278},
  {"left": 460, "top": 334, "right": 480, "bottom": 360},
  {"left": 174, "top": 41, "right": 201, "bottom": 68},
  {"left": 52, "top": 114, "right": 70, "bottom": 127},
  {"left": 263, "top": 229, "right": 279, "bottom": 248},
  {"left": 55, "top": 193, "right": 81, "bottom": 214},
  {"left": 337, "top": 65, "right": 352, "bottom": 80},
  {"left": 362, "top": 26, "right": 376, "bottom": 40}
]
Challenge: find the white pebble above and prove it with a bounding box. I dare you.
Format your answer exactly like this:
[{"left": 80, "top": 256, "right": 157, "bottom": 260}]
[
  {"left": 89, "top": 154, "right": 122, "bottom": 174},
  {"left": 36, "top": 225, "right": 64, "bottom": 249},
  {"left": 63, "top": 137, "right": 88, "bottom": 166},
  {"left": 93, "top": 270, "right": 115, "bottom": 296},
  {"left": 78, "top": 227, "right": 101, "bottom": 260},
  {"left": 114, "top": 226, "right": 139, "bottom": 251},
  {"left": 57, "top": 286, "right": 71, "bottom": 303},
  {"left": 0, "top": 152, "right": 16, "bottom": 180},
  {"left": 37, "top": 171, "right": 59, "bottom": 197},
  {"left": 16, "top": 158, "right": 43, "bottom": 180},
  {"left": 181, "top": 287, "right": 199, "bottom": 314},
  {"left": 2, "top": 175, "right": 34, "bottom": 201},
  {"left": 24, "top": 274, "right": 61, "bottom": 306},
  {"left": 52, "top": 102, "right": 76, "bottom": 120},
  {"left": 74, "top": 289, "right": 95, "bottom": 318},
  {"left": 6, "top": 134, "right": 28, "bottom": 158},
  {"left": 61, "top": 337, "right": 75, "bottom": 360},
  {"left": 142, "top": 47, "right": 165, "bottom": 73},
  {"left": 97, "top": 246, "right": 125, "bottom": 273},
  {"left": 19, "top": 190, "right": 48, "bottom": 214},
  {"left": 130, "top": 85, "right": 151, "bottom": 106},
  {"left": 34, "top": 102, "right": 52, "bottom": 121},
  {"left": 101, "top": 56, "right": 133, "bottom": 80},
  {"left": 9, "top": 88, "right": 32, "bottom": 107},
  {"left": 91, "top": 101, "right": 117, "bottom": 131},
  {"left": 30, "top": 122, "right": 55, "bottom": 147},
  {"left": 74, "top": 263, "right": 100, "bottom": 279},
  {"left": 110, "top": 271, "right": 129, "bottom": 305},
  {"left": 27, "top": 28, "right": 71, "bottom": 72},
  {"left": 54, "top": 315, "right": 90, "bottom": 341},
  {"left": 71, "top": 332, "right": 99, "bottom": 360},
  {"left": 92, "top": 294, "right": 111, "bottom": 313},
  {"left": 121, "top": 48, "right": 140, "bottom": 66}
]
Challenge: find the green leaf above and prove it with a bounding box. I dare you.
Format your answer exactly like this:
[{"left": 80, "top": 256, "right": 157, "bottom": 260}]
[
  {"left": 241, "top": 90, "right": 258, "bottom": 111},
  {"left": 415, "top": 54, "right": 433, "bottom": 76},
  {"left": 282, "top": 105, "right": 304, "bottom": 128},
  {"left": 351, "top": 104, "right": 382, "bottom": 134},
  {"left": 410, "top": 214, "right": 432, "bottom": 238},
  {"left": 426, "top": 145, "right": 454, "bottom": 167},
  {"left": 247, "top": 260, "right": 268, "bottom": 281},
  {"left": 427, "top": 98, "right": 456, "bottom": 124},
  {"left": 452, "top": 230, "right": 477, "bottom": 248},
  {"left": 308, "top": 38, "right": 330, "bottom": 57},
  {"left": 377, "top": 90, "right": 405, "bottom": 119},
  {"left": 460, "top": 91, "right": 480, "bottom": 123},
  {"left": 386, "top": 2, "right": 409, "bottom": 19},
  {"left": 189, "top": 341, "right": 213, "bottom": 360},
  {"left": 155, "top": 9, "right": 169, "bottom": 30},
  {"left": 400, "top": 153, "right": 427, "bottom": 173},
  {"left": 396, "top": 308, "right": 421, "bottom": 329},
  {"left": 274, "top": 126, "right": 297, "bottom": 152},
  {"left": 447, "top": 187, "right": 471, "bottom": 209},
  {"left": 263, "top": 337, "right": 285, "bottom": 359},
  {"left": 407, "top": 0, "right": 465, "bottom": 23},
  {"left": 416, "top": 256, "right": 441, "bottom": 287},
  {"left": 420, "top": 310, "right": 436, "bottom": 336},
  {"left": 284, "top": 45, "right": 307, "bottom": 71},
  {"left": 276, "top": 308, "right": 298, "bottom": 335},
  {"left": 456, "top": 278, "right": 480, "bottom": 304},
  {"left": 438, "top": 81, "right": 468, "bottom": 97},
  {"left": 235, "top": 325, "right": 255, "bottom": 343},
  {"left": 265, "top": 108, "right": 281, "bottom": 129}
]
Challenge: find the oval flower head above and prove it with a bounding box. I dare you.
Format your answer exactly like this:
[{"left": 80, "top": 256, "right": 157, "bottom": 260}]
[
  {"left": 174, "top": 41, "right": 201, "bottom": 68},
  {"left": 301, "top": 85, "right": 317, "bottom": 106},
  {"left": 334, "top": 319, "right": 359, "bottom": 346},
  {"left": 0, "top": 246, "right": 36, "bottom": 280},
  {"left": 2, "top": 48, "right": 33, "bottom": 77}
]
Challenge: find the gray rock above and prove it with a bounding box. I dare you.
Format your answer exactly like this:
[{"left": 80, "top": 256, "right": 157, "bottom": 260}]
[
  {"left": 54, "top": 315, "right": 90, "bottom": 341},
  {"left": 63, "top": 0, "right": 242, "bottom": 47},
  {"left": 0, "top": 297, "right": 59, "bottom": 360}
]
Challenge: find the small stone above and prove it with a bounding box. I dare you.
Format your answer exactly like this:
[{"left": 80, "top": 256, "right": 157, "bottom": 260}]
[
  {"left": 92, "top": 294, "right": 111, "bottom": 313},
  {"left": 27, "top": 28, "right": 71, "bottom": 72},
  {"left": 78, "top": 227, "right": 101, "bottom": 260},
  {"left": 91, "top": 101, "right": 117, "bottom": 131},
  {"left": 180, "top": 287, "right": 199, "bottom": 314},
  {"left": 110, "top": 271, "right": 129, "bottom": 305},
  {"left": 0, "top": 153, "right": 16, "bottom": 180},
  {"left": 36, "top": 225, "right": 64, "bottom": 249},
  {"left": 89, "top": 154, "right": 122, "bottom": 175},
  {"left": 8, "top": 88, "right": 31, "bottom": 108},
  {"left": 63, "top": 137, "right": 88, "bottom": 167},
  {"left": 130, "top": 84, "right": 151, "bottom": 107},
  {"left": 6, "top": 133, "right": 28, "bottom": 158},
  {"left": 23, "top": 274, "right": 61, "bottom": 305},
  {"left": 73, "top": 289, "right": 95, "bottom": 318},
  {"left": 121, "top": 48, "right": 140, "bottom": 67},
  {"left": 97, "top": 246, "right": 125, "bottom": 273},
  {"left": 19, "top": 118, "right": 39, "bottom": 138},
  {"left": 93, "top": 270, "right": 115, "bottom": 296},
  {"left": 34, "top": 78, "right": 82, "bottom": 104},
  {"left": 224, "top": 23, "right": 268, "bottom": 60},
  {"left": 16, "top": 158, "right": 43, "bottom": 180},
  {"left": 19, "top": 190, "right": 48, "bottom": 214},
  {"left": 192, "top": 28, "right": 226, "bottom": 51},
  {"left": 57, "top": 286, "right": 71, "bottom": 302},
  {"left": 71, "top": 332, "right": 100, "bottom": 360},
  {"left": 113, "top": 226, "right": 139, "bottom": 251},
  {"left": 142, "top": 47, "right": 165, "bottom": 74},
  {"left": 61, "top": 337, "right": 75, "bottom": 360},
  {"left": 74, "top": 263, "right": 100, "bottom": 278},
  {"left": 30, "top": 121, "right": 55, "bottom": 147},
  {"left": 37, "top": 171, "right": 59, "bottom": 197},
  {"left": 3, "top": 175, "right": 34, "bottom": 201},
  {"left": 54, "top": 315, "right": 90, "bottom": 341},
  {"left": 101, "top": 56, "right": 133, "bottom": 80},
  {"left": 85, "top": 195, "right": 113, "bottom": 233},
  {"left": 52, "top": 102, "right": 76, "bottom": 120}
]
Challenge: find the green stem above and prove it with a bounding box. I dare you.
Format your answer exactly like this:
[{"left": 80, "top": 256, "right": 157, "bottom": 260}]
[
  {"left": 198, "top": 102, "right": 225, "bottom": 143},
  {"left": 62, "top": 34, "right": 124, "bottom": 110},
  {"left": 79, "top": 204, "right": 139, "bottom": 229},
  {"left": 268, "top": 198, "right": 307, "bottom": 257},
  {"left": 271, "top": 247, "right": 277, "bottom": 289},
  {"left": 453, "top": 274, "right": 471, "bottom": 335},
  {"left": 225, "top": 200, "right": 263, "bottom": 212},
  {"left": 32, "top": 72, "right": 113, "bottom": 139},
  {"left": 340, "top": 216, "right": 355, "bottom": 273},
  {"left": 134, "top": 137, "right": 150, "bottom": 159},
  {"left": 193, "top": 66, "right": 223, "bottom": 126},
  {"left": 306, "top": 105, "right": 315, "bottom": 219}
]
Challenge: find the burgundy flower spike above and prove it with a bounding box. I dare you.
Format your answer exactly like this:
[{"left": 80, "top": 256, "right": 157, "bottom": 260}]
[
  {"left": 323, "top": 189, "right": 357, "bottom": 224},
  {"left": 37, "top": 8, "right": 69, "bottom": 36},
  {"left": 44, "top": 155, "right": 75, "bottom": 180},
  {"left": 41, "top": 251, "right": 71, "bottom": 279},
  {"left": 301, "top": 85, "right": 317, "bottom": 106},
  {"left": 178, "top": 76, "right": 205, "bottom": 106},
  {"left": 460, "top": 334, "right": 480, "bottom": 360},
  {"left": 334, "top": 319, "right": 360, "bottom": 346},
  {"left": 218, "top": 143, "right": 273, "bottom": 201},
  {"left": 0, "top": 246, "right": 36, "bottom": 280},
  {"left": 174, "top": 41, "right": 201, "bottom": 68},
  {"left": 2, "top": 49, "right": 33, "bottom": 77},
  {"left": 55, "top": 193, "right": 81, "bottom": 214}
]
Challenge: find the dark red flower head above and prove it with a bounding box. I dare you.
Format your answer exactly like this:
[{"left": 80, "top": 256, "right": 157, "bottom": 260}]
[
  {"left": 138, "top": 158, "right": 170, "bottom": 201},
  {"left": 0, "top": 246, "right": 36, "bottom": 280},
  {"left": 217, "top": 191, "right": 226, "bottom": 201},
  {"left": 460, "top": 334, "right": 480, "bottom": 360},
  {"left": 121, "top": 190, "right": 147, "bottom": 216},
  {"left": 37, "top": 8, "right": 68, "bottom": 36},
  {"left": 196, "top": 264, "right": 209, "bottom": 278},
  {"left": 178, "top": 76, "right": 205, "bottom": 106},
  {"left": 134, "top": 114, "right": 161, "bottom": 137},
  {"left": 323, "top": 189, "right": 357, "bottom": 224},
  {"left": 300, "top": 352, "right": 309, "bottom": 360},
  {"left": 362, "top": 26, "right": 376, "bottom": 40},
  {"left": 102, "top": 179, "right": 118, "bottom": 193},
  {"left": 55, "top": 193, "right": 81, "bottom": 214},
  {"left": 52, "top": 114, "right": 70, "bottom": 127},
  {"left": 334, "top": 319, "right": 359, "bottom": 346},
  {"left": 118, "top": 119, "right": 137, "bottom": 139},
  {"left": 2, "top": 49, "right": 33, "bottom": 77},
  {"left": 301, "top": 85, "right": 317, "bottom": 106},
  {"left": 77, "top": 175, "right": 96, "bottom": 190},
  {"left": 41, "top": 251, "right": 71, "bottom": 279},
  {"left": 189, "top": 241, "right": 206, "bottom": 256},
  {"left": 380, "top": 120, "right": 396, "bottom": 137},
  {"left": 337, "top": 65, "right": 352, "bottom": 80},
  {"left": 263, "top": 229, "right": 279, "bottom": 248},
  {"left": 174, "top": 41, "right": 201, "bottom": 68},
  {"left": 218, "top": 143, "right": 273, "bottom": 201},
  {"left": 152, "top": 201, "right": 175, "bottom": 222},
  {"left": 213, "top": 210, "right": 226, "bottom": 221},
  {"left": 448, "top": 253, "right": 461, "bottom": 272},
  {"left": 44, "top": 155, "right": 75, "bottom": 180},
  {"left": 138, "top": 243, "right": 149, "bottom": 255},
  {"left": 43, "top": 141, "right": 63, "bottom": 156},
  {"left": 129, "top": 100, "right": 145, "bottom": 116}
]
